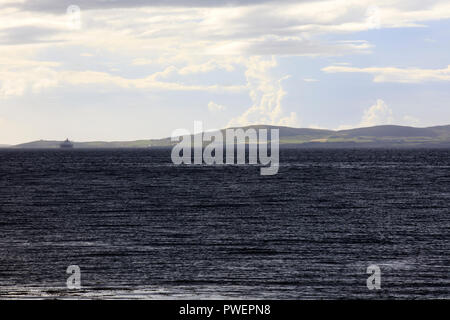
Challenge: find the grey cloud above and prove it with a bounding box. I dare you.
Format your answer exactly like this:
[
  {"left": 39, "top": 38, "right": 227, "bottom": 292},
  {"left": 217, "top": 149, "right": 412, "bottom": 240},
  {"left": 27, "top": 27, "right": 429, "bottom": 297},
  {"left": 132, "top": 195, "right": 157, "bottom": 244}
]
[
  {"left": 7, "top": 0, "right": 313, "bottom": 13},
  {"left": 0, "top": 26, "right": 63, "bottom": 45}
]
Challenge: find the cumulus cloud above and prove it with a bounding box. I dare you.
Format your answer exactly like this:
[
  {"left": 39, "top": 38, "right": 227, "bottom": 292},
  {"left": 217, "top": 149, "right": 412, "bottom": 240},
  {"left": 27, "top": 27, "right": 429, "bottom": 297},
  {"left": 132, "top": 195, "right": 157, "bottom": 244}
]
[
  {"left": 337, "top": 99, "right": 421, "bottom": 130},
  {"left": 359, "top": 99, "right": 394, "bottom": 127},
  {"left": 208, "top": 101, "right": 226, "bottom": 112},
  {"left": 227, "top": 56, "right": 299, "bottom": 127},
  {"left": 322, "top": 65, "right": 450, "bottom": 83}
]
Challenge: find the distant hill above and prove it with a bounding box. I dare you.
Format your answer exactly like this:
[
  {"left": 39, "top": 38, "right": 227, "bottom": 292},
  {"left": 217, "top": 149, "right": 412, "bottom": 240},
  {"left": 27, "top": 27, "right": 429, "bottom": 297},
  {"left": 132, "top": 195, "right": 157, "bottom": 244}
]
[
  {"left": 14, "top": 139, "right": 163, "bottom": 149},
  {"left": 338, "top": 125, "right": 438, "bottom": 138},
  {"left": 12, "top": 124, "right": 450, "bottom": 149}
]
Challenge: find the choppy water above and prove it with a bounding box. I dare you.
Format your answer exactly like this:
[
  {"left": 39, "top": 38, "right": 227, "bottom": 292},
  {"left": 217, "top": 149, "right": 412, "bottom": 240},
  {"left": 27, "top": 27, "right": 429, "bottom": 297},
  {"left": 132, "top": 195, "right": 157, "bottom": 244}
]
[{"left": 0, "top": 149, "right": 448, "bottom": 299}]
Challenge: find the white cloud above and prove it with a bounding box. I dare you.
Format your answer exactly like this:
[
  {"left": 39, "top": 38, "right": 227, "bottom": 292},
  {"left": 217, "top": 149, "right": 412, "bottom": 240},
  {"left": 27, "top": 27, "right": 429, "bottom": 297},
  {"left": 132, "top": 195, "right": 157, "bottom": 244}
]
[
  {"left": 131, "top": 58, "right": 152, "bottom": 66},
  {"left": 0, "top": 63, "right": 59, "bottom": 97},
  {"left": 277, "top": 112, "right": 299, "bottom": 127},
  {"left": 63, "top": 69, "right": 246, "bottom": 92},
  {"left": 179, "top": 60, "right": 236, "bottom": 75},
  {"left": 0, "top": 78, "right": 27, "bottom": 97},
  {"left": 0, "top": 63, "right": 246, "bottom": 98},
  {"left": 208, "top": 101, "right": 226, "bottom": 112},
  {"left": 402, "top": 115, "right": 420, "bottom": 126},
  {"left": 227, "top": 56, "right": 299, "bottom": 127},
  {"left": 2, "top": 0, "right": 450, "bottom": 98},
  {"left": 322, "top": 65, "right": 450, "bottom": 83},
  {"left": 3, "top": 1, "right": 450, "bottom": 57},
  {"left": 337, "top": 99, "right": 421, "bottom": 130},
  {"left": 359, "top": 99, "right": 394, "bottom": 127},
  {"left": 0, "top": 1, "right": 383, "bottom": 57}
]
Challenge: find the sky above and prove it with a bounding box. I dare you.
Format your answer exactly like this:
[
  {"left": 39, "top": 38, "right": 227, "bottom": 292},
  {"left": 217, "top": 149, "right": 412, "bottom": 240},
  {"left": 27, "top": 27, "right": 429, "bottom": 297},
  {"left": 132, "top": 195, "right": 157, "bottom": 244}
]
[{"left": 1, "top": 0, "right": 450, "bottom": 144}]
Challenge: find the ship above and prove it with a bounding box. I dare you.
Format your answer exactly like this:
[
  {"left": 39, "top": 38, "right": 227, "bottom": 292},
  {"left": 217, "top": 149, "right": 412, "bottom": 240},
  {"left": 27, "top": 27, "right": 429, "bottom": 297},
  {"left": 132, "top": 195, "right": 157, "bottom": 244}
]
[{"left": 60, "top": 138, "right": 74, "bottom": 148}]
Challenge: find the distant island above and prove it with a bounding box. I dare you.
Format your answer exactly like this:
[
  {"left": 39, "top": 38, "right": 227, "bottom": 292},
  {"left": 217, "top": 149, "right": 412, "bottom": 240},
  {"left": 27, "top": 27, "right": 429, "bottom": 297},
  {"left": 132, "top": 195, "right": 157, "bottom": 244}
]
[{"left": 8, "top": 124, "right": 450, "bottom": 149}]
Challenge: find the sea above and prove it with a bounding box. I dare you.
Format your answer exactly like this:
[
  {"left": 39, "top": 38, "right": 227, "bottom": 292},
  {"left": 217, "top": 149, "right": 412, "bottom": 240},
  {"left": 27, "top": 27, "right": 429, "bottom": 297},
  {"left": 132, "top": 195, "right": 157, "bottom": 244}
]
[{"left": 0, "top": 148, "right": 448, "bottom": 299}]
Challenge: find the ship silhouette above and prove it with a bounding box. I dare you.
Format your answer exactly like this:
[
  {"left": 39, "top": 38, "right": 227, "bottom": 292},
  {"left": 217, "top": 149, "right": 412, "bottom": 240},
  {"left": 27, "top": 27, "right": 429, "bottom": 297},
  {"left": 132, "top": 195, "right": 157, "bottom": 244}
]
[{"left": 60, "top": 138, "right": 74, "bottom": 148}]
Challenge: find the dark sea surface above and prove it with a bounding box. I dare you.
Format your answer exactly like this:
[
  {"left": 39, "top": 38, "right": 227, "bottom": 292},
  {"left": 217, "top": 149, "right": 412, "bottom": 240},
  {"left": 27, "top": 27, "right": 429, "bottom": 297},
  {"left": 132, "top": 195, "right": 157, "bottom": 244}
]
[{"left": 0, "top": 148, "right": 448, "bottom": 299}]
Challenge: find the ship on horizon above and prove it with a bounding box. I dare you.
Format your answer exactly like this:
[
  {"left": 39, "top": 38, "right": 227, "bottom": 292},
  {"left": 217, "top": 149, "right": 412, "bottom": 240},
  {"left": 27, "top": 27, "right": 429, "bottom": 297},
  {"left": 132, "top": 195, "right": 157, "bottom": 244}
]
[{"left": 60, "top": 138, "right": 74, "bottom": 148}]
